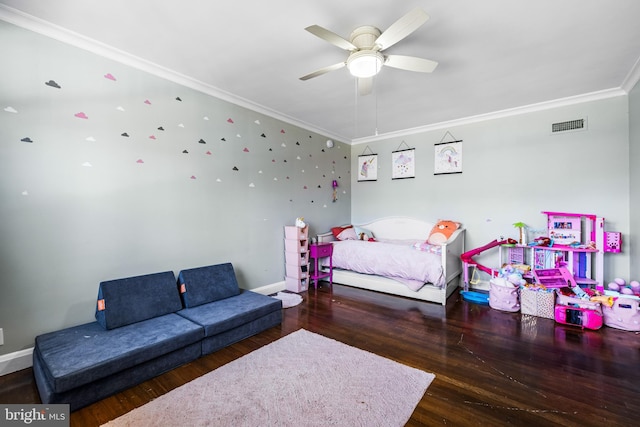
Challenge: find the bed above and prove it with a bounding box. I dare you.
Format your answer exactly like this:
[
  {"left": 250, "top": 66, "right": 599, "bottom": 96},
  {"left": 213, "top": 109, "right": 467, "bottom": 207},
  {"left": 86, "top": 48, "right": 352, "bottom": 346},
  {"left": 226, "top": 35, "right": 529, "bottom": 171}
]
[{"left": 317, "top": 217, "right": 465, "bottom": 305}]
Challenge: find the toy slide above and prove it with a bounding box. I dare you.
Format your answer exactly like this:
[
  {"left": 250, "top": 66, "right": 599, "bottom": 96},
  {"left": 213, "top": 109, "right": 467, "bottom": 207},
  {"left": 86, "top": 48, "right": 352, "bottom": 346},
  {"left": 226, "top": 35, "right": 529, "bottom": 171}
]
[
  {"left": 461, "top": 238, "right": 516, "bottom": 276},
  {"left": 459, "top": 238, "right": 517, "bottom": 305}
]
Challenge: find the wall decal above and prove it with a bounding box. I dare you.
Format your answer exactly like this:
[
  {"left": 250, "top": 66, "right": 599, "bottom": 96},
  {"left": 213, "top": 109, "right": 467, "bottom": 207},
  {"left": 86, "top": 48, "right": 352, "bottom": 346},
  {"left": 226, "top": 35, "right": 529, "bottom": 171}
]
[
  {"left": 216, "top": 178, "right": 222, "bottom": 182},
  {"left": 149, "top": 135, "right": 156, "bottom": 140},
  {"left": 182, "top": 150, "right": 189, "bottom": 153},
  {"left": 116, "top": 106, "right": 125, "bottom": 111},
  {"left": 136, "top": 159, "right": 144, "bottom": 163},
  {"left": 254, "top": 120, "right": 260, "bottom": 124},
  {"left": 158, "top": 126, "right": 165, "bottom": 131},
  {"left": 296, "top": 156, "right": 301, "bottom": 160},
  {"left": 176, "top": 97, "right": 182, "bottom": 101},
  {"left": 261, "top": 133, "right": 266, "bottom": 137},
  {"left": 281, "top": 129, "right": 285, "bottom": 134},
  {"left": 178, "top": 123, "right": 185, "bottom": 128},
  {"left": 121, "top": 132, "right": 129, "bottom": 137},
  {"left": 144, "top": 99, "right": 151, "bottom": 105},
  {"left": 4, "top": 106, "right": 18, "bottom": 113},
  {"left": 221, "top": 138, "right": 226, "bottom": 141},
  {"left": 45, "top": 80, "right": 61, "bottom": 88},
  {"left": 74, "top": 112, "right": 88, "bottom": 119},
  {"left": 249, "top": 183, "right": 255, "bottom": 187},
  {"left": 281, "top": 143, "right": 286, "bottom": 147},
  {"left": 22, "top": 190, "right": 28, "bottom": 196},
  {"left": 21, "top": 137, "right": 33, "bottom": 143},
  {"left": 304, "top": 186, "right": 308, "bottom": 189},
  {"left": 190, "top": 175, "right": 196, "bottom": 179},
  {"left": 82, "top": 162, "right": 92, "bottom": 167},
  {"left": 104, "top": 73, "right": 116, "bottom": 81},
  {"left": 232, "top": 166, "right": 239, "bottom": 171},
  {"left": 296, "top": 141, "right": 300, "bottom": 145},
  {"left": 206, "top": 151, "right": 212, "bottom": 155},
  {"left": 198, "top": 139, "right": 206, "bottom": 144},
  {"left": 236, "top": 133, "right": 241, "bottom": 138},
  {"left": 203, "top": 116, "right": 210, "bottom": 121},
  {"left": 227, "top": 118, "right": 234, "bottom": 123},
  {"left": 243, "top": 147, "right": 249, "bottom": 152},
  {"left": 86, "top": 136, "right": 96, "bottom": 141}
]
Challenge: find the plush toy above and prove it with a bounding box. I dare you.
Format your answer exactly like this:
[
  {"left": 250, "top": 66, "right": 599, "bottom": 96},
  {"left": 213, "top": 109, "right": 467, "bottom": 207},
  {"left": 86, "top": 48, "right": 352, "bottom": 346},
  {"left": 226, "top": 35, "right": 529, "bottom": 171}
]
[
  {"left": 498, "top": 264, "right": 526, "bottom": 286},
  {"left": 295, "top": 217, "right": 306, "bottom": 228},
  {"left": 427, "top": 220, "right": 460, "bottom": 245}
]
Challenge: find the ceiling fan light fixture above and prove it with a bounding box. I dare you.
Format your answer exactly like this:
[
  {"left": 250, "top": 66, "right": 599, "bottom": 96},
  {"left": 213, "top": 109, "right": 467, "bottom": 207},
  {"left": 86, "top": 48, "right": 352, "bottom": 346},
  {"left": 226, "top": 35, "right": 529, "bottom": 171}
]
[{"left": 347, "top": 50, "right": 384, "bottom": 78}]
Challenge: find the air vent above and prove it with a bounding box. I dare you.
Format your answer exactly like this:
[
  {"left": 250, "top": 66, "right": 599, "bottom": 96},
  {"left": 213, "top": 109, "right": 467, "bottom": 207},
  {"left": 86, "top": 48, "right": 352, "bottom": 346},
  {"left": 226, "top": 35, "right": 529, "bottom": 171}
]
[{"left": 551, "top": 117, "right": 587, "bottom": 133}]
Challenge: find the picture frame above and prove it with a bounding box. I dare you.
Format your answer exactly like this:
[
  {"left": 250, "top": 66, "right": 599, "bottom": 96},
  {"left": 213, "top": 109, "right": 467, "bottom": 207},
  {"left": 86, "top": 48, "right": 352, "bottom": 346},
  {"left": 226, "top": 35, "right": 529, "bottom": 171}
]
[
  {"left": 434, "top": 140, "right": 462, "bottom": 175},
  {"left": 391, "top": 148, "right": 415, "bottom": 179},
  {"left": 357, "top": 154, "right": 378, "bottom": 181}
]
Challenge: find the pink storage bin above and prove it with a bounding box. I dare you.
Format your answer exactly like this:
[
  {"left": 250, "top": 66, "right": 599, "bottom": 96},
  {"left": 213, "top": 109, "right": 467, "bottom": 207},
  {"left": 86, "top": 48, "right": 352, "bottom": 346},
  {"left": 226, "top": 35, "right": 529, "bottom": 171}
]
[
  {"left": 489, "top": 279, "right": 520, "bottom": 312},
  {"left": 284, "top": 226, "right": 308, "bottom": 240},
  {"left": 285, "top": 239, "right": 307, "bottom": 253},
  {"left": 603, "top": 298, "right": 640, "bottom": 331},
  {"left": 285, "top": 251, "right": 309, "bottom": 266},
  {"left": 286, "top": 263, "right": 309, "bottom": 279},
  {"left": 285, "top": 277, "right": 308, "bottom": 293}
]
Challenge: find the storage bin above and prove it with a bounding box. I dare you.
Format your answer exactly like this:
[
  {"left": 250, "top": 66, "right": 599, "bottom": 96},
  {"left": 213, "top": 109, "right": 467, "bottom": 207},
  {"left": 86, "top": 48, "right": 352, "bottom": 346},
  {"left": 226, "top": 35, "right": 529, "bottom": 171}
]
[
  {"left": 285, "top": 277, "right": 308, "bottom": 293},
  {"left": 489, "top": 278, "right": 520, "bottom": 312},
  {"left": 284, "top": 226, "right": 308, "bottom": 240},
  {"left": 603, "top": 298, "right": 640, "bottom": 331},
  {"left": 520, "top": 286, "right": 555, "bottom": 319},
  {"left": 285, "top": 239, "right": 308, "bottom": 253},
  {"left": 286, "top": 263, "right": 309, "bottom": 279},
  {"left": 285, "top": 251, "right": 309, "bottom": 266}
]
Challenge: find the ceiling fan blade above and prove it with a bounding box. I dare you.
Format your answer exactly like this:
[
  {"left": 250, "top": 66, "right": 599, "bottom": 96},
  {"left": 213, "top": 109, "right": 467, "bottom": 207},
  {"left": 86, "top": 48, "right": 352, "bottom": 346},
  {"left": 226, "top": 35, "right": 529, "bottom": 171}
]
[
  {"left": 374, "top": 8, "right": 429, "bottom": 51},
  {"left": 299, "top": 62, "right": 346, "bottom": 81},
  {"left": 357, "top": 77, "right": 373, "bottom": 96},
  {"left": 385, "top": 55, "right": 438, "bottom": 73},
  {"left": 305, "top": 25, "right": 357, "bottom": 51}
]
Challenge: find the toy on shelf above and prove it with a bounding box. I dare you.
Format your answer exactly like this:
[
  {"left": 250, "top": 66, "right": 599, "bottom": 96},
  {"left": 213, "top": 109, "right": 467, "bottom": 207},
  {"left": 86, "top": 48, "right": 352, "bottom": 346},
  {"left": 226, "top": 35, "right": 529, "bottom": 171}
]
[{"left": 513, "top": 222, "right": 527, "bottom": 245}]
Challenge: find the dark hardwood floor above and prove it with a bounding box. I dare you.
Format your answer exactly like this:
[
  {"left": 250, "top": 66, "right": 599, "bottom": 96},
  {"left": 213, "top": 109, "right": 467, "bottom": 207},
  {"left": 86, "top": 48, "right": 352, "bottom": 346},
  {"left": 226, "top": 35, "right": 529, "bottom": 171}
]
[{"left": 2, "top": 284, "right": 639, "bottom": 426}]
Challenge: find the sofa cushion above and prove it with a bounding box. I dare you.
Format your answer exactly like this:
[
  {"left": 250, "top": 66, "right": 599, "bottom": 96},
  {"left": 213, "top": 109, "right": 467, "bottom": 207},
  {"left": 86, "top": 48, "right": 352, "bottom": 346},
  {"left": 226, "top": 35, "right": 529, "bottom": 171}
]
[
  {"left": 34, "top": 314, "right": 204, "bottom": 394},
  {"left": 177, "top": 263, "right": 241, "bottom": 308},
  {"left": 95, "top": 271, "right": 182, "bottom": 330},
  {"left": 177, "top": 290, "right": 282, "bottom": 336}
]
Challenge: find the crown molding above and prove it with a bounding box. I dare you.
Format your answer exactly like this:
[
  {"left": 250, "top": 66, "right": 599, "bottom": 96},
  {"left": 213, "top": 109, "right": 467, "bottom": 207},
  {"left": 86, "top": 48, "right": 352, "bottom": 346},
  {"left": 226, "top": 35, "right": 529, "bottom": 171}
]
[
  {"left": 621, "top": 55, "right": 640, "bottom": 94},
  {"left": 352, "top": 87, "right": 627, "bottom": 145},
  {"left": 1, "top": 5, "right": 633, "bottom": 147},
  {"left": 0, "top": 5, "right": 347, "bottom": 144}
]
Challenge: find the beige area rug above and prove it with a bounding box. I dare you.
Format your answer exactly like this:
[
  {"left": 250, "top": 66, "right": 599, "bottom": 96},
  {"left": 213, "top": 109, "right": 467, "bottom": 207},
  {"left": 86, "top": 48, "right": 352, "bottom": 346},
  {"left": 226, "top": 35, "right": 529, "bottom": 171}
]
[{"left": 103, "top": 329, "right": 434, "bottom": 427}]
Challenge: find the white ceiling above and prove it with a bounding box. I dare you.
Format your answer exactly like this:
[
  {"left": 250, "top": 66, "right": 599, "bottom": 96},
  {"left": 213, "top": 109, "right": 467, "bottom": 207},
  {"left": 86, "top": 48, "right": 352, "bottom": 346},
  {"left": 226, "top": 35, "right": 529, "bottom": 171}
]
[{"left": 2, "top": 0, "right": 640, "bottom": 143}]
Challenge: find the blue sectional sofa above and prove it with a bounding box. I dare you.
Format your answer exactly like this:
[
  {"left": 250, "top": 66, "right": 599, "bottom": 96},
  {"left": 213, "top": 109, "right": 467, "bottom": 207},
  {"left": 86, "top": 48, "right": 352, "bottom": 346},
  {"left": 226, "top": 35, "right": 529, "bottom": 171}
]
[{"left": 32, "top": 263, "right": 282, "bottom": 411}]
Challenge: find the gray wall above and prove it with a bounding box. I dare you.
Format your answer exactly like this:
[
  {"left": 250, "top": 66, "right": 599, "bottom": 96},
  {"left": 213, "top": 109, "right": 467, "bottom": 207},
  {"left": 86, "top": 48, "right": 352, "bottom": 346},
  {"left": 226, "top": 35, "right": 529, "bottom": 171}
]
[
  {"left": 630, "top": 81, "right": 640, "bottom": 278},
  {"left": 351, "top": 96, "right": 631, "bottom": 284},
  {"left": 0, "top": 21, "right": 351, "bottom": 355}
]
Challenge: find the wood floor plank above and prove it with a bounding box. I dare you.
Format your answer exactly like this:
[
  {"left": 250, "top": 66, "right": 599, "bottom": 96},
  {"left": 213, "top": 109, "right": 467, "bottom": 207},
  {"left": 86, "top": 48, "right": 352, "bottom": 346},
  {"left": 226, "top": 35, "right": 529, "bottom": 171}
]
[{"left": 1, "top": 284, "right": 638, "bottom": 426}]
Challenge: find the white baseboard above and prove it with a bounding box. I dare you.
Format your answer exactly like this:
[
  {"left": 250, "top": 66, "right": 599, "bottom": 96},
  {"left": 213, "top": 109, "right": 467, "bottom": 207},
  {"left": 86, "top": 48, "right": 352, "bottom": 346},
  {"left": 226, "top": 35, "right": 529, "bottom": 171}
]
[
  {"left": 0, "top": 348, "right": 33, "bottom": 376},
  {"left": 0, "top": 281, "right": 287, "bottom": 377},
  {"left": 251, "top": 281, "right": 286, "bottom": 296}
]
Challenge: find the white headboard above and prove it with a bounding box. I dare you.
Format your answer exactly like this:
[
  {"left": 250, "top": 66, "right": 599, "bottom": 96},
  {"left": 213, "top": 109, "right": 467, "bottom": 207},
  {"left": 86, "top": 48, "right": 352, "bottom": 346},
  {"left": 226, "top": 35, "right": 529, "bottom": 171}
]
[{"left": 357, "top": 216, "right": 435, "bottom": 241}]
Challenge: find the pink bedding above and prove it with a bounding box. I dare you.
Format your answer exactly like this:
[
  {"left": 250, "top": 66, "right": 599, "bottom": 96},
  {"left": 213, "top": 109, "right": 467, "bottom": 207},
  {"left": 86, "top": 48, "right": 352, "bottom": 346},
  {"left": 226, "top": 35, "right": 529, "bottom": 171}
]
[{"left": 324, "top": 240, "right": 445, "bottom": 291}]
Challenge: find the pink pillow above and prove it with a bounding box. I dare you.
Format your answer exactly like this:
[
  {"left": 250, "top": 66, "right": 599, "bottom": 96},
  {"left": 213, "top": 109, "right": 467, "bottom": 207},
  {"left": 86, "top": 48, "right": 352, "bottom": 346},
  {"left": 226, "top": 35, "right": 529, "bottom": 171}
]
[{"left": 337, "top": 227, "right": 358, "bottom": 240}]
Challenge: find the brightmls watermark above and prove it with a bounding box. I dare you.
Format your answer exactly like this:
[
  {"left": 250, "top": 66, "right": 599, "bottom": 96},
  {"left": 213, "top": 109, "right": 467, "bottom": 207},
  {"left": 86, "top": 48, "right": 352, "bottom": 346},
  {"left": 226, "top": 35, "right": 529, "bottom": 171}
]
[{"left": 1, "top": 405, "right": 69, "bottom": 426}]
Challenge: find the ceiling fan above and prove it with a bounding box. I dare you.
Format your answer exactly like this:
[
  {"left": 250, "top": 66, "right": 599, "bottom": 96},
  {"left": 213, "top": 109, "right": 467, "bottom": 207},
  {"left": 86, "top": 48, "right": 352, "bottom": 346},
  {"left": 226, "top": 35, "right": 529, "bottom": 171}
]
[{"left": 299, "top": 8, "right": 438, "bottom": 96}]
